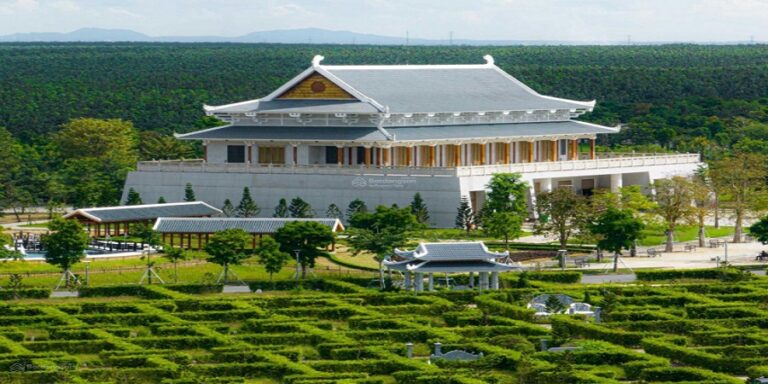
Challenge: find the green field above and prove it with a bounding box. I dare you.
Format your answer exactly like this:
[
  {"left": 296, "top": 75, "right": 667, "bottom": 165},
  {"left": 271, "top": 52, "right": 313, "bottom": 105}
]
[{"left": 0, "top": 269, "right": 765, "bottom": 383}]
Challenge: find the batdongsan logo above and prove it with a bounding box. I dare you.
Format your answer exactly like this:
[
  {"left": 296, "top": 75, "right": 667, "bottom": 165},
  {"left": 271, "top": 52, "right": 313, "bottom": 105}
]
[
  {"left": 351, "top": 177, "right": 368, "bottom": 188},
  {"left": 351, "top": 177, "right": 417, "bottom": 189}
]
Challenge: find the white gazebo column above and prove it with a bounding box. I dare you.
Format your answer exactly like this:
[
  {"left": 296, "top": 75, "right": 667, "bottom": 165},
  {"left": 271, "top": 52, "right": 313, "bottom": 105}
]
[
  {"left": 428, "top": 273, "right": 434, "bottom": 291},
  {"left": 414, "top": 272, "right": 424, "bottom": 292},
  {"left": 404, "top": 272, "right": 412, "bottom": 291},
  {"left": 610, "top": 173, "right": 623, "bottom": 193},
  {"left": 491, "top": 272, "right": 500, "bottom": 290},
  {"left": 479, "top": 272, "right": 489, "bottom": 290}
]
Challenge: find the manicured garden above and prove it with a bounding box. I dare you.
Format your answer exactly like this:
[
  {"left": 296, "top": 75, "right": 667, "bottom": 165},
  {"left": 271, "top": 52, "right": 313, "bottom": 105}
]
[{"left": 0, "top": 269, "right": 766, "bottom": 383}]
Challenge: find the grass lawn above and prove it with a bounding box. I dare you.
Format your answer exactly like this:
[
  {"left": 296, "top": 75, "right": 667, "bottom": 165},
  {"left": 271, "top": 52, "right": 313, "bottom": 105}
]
[
  {"left": 638, "top": 225, "right": 734, "bottom": 247},
  {"left": 18, "top": 222, "right": 50, "bottom": 228}
]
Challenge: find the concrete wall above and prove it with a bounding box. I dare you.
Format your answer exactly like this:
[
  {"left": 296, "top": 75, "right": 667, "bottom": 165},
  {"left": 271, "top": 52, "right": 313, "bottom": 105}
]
[{"left": 123, "top": 171, "right": 462, "bottom": 227}]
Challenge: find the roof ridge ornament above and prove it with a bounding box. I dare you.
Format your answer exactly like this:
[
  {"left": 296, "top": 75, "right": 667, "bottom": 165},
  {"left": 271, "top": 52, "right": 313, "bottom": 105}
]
[
  {"left": 483, "top": 55, "right": 494, "bottom": 66},
  {"left": 312, "top": 55, "right": 325, "bottom": 67}
]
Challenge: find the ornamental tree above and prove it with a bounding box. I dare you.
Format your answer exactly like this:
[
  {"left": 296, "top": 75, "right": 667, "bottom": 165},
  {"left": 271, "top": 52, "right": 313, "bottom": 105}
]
[
  {"left": 653, "top": 176, "right": 697, "bottom": 252},
  {"left": 41, "top": 217, "right": 89, "bottom": 287},
  {"left": 455, "top": 196, "right": 475, "bottom": 234},
  {"left": 749, "top": 216, "right": 768, "bottom": 245},
  {"left": 348, "top": 227, "right": 407, "bottom": 289},
  {"left": 346, "top": 199, "right": 368, "bottom": 220},
  {"left": 590, "top": 207, "right": 645, "bottom": 272},
  {"left": 204, "top": 228, "right": 250, "bottom": 284},
  {"left": 162, "top": 246, "right": 187, "bottom": 283},
  {"left": 349, "top": 205, "right": 420, "bottom": 233},
  {"left": 236, "top": 187, "right": 260, "bottom": 217},
  {"left": 288, "top": 197, "right": 313, "bottom": 218},
  {"left": 273, "top": 198, "right": 289, "bottom": 218},
  {"left": 326, "top": 203, "right": 343, "bottom": 219},
  {"left": 710, "top": 152, "right": 768, "bottom": 243},
  {"left": 482, "top": 173, "right": 528, "bottom": 218},
  {"left": 484, "top": 211, "right": 523, "bottom": 249},
  {"left": 534, "top": 188, "right": 590, "bottom": 248},
  {"left": 125, "top": 188, "right": 143, "bottom": 205},
  {"left": 256, "top": 237, "right": 289, "bottom": 281},
  {"left": 274, "top": 221, "right": 334, "bottom": 278},
  {"left": 183, "top": 183, "right": 196, "bottom": 202},
  {"left": 409, "top": 192, "right": 430, "bottom": 225},
  {"left": 221, "top": 199, "right": 235, "bottom": 217}
]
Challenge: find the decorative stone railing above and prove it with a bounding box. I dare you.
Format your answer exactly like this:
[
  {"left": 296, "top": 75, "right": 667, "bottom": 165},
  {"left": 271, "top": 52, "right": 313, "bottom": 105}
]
[{"left": 136, "top": 153, "right": 700, "bottom": 177}]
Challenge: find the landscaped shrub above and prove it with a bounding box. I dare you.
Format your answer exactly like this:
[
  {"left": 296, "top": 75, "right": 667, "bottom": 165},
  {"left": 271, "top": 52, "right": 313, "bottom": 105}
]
[
  {"left": 636, "top": 268, "right": 752, "bottom": 282},
  {"left": 0, "top": 288, "right": 51, "bottom": 300},
  {"left": 639, "top": 366, "right": 743, "bottom": 383}
]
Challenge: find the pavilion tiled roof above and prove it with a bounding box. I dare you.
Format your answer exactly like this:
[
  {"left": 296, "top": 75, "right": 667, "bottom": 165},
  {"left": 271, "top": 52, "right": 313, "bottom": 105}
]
[
  {"left": 63, "top": 202, "right": 222, "bottom": 223},
  {"left": 394, "top": 242, "right": 508, "bottom": 261},
  {"left": 153, "top": 217, "right": 344, "bottom": 234}
]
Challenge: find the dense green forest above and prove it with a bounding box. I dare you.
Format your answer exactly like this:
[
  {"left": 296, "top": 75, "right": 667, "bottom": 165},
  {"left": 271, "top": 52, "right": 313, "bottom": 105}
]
[{"left": 0, "top": 43, "right": 767, "bottom": 211}]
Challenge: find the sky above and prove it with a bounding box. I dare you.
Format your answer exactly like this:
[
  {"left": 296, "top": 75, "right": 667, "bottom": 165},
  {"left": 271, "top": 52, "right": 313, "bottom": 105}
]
[{"left": 0, "top": 0, "right": 767, "bottom": 42}]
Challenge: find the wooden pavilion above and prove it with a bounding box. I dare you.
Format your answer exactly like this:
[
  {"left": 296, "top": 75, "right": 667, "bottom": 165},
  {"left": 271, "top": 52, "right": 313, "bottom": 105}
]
[
  {"left": 63, "top": 202, "right": 222, "bottom": 237},
  {"left": 152, "top": 217, "right": 344, "bottom": 250}
]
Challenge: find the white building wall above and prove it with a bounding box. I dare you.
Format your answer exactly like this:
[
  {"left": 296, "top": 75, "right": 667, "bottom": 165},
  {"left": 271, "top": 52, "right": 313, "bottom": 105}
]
[{"left": 207, "top": 142, "right": 229, "bottom": 164}]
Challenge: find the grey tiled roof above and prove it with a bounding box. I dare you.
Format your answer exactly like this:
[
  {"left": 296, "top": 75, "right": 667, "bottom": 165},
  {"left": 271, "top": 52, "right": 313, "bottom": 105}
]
[
  {"left": 395, "top": 242, "right": 507, "bottom": 261},
  {"left": 384, "top": 259, "right": 517, "bottom": 272},
  {"left": 325, "top": 66, "right": 590, "bottom": 113},
  {"left": 153, "top": 217, "right": 343, "bottom": 234},
  {"left": 63, "top": 202, "right": 222, "bottom": 223},
  {"left": 177, "top": 121, "right": 615, "bottom": 142},
  {"left": 177, "top": 125, "right": 386, "bottom": 141},
  {"left": 212, "top": 99, "right": 379, "bottom": 114}
]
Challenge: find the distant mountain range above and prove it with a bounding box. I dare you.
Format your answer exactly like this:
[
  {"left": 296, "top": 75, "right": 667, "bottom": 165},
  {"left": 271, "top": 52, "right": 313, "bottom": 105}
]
[{"left": 0, "top": 27, "right": 762, "bottom": 45}]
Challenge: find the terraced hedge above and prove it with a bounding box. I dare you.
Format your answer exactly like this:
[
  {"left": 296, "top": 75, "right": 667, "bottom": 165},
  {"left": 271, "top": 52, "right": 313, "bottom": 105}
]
[{"left": 0, "top": 268, "right": 767, "bottom": 382}]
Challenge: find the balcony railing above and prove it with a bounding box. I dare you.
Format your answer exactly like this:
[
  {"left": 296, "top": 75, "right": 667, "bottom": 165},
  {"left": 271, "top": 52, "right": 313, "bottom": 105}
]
[{"left": 136, "top": 153, "right": 700, "bottom": 177}]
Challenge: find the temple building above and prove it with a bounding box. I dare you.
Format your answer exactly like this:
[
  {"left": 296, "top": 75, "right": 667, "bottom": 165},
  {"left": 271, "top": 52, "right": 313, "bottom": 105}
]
[
  {"left": 385, "top": 242, "right": 520, "bottom": 291},
  {"left": 123, "top": 55, "right": 701, "bottom": 227}
]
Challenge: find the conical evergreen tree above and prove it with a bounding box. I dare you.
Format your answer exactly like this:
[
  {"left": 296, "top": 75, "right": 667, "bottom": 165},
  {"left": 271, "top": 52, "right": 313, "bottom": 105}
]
[
  {"left": 455, "top": 196, "right": 475, "bottom": 233},
  {"left": 273, "top": 198, "right": 289, "bottom": 218},
  {"left": 221, "top": 199, "right": 235, "bottom": 217},
  {"left": 157, "top": 196, "right": 167, "bottom": 204},
  {"left": 289, "top": 197, "right": 313, "bottom": 218},
  {"left": 125, "top": 188, "right": 143, "bottom": 205},
  {"left": 183, "top": 183, "right": 196, "bottom": 202},
  {"left": 410, "top": 192, "right": 430, "bottom": 225},
  {"left": 326, "top": 203, "right": 342, "bottom": 219},
  {"left": 236, "top": 187, "right": 260, "bottom": 217},
  {"left": 346, "top": 199, "right": 368, "bottom": 220}
]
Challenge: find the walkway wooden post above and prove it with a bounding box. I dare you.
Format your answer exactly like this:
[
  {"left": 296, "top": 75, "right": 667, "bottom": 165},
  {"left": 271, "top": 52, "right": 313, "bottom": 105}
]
[
  {"left": 337, "top": 147, "right": 343, "bottom": 165},
  {"left": 550, "top": 140, "right": 558, "bottom": 162},
  {"left": 528, "top": 142, "right": 534, "bottom": 163},
  {"left": 590, "top": 138, "right": 596, "bottom": 160},
  {"left": 364, "top": 147, "right": 371, "bottom": 167}
]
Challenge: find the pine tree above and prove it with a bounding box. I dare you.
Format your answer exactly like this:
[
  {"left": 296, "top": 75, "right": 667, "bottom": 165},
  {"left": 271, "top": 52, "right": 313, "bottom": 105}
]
[
  {"left": 221, "top": 199, "right": 235, "bottom": 217},
  {"left": 326, "top": 203, "right": 342, "bottom": 219},
  {"left": 409, "top": 192, "right": 430, "bottom": 225},
  {"left": 346, "top": 199, "right": 368, "bottom": 220},
  {"left": 157, "top": 196, "right": 167, "bottom": 204},
  {"left": 125, "top": 188, "right": 143, "bottom": 205},
  {"left": 183, "top": 183, "right": 196, "bottom": 202},
  {"left": 289, "top": 197, "right": 313, "bottom": 218},
  {"left": 455, "top": 197, "right": 475, "bottom": 233},
  {"left": 236, "top": 187, "right": 260, "bottom": 217},
  {"left": 273, "top": 198, "right": 289, "bottom": 218}
]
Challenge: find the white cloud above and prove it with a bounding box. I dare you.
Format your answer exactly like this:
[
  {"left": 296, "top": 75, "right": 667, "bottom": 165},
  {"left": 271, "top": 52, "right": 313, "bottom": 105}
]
[{"left": 0, "top": 0, "right": 39, "bottom": 15}]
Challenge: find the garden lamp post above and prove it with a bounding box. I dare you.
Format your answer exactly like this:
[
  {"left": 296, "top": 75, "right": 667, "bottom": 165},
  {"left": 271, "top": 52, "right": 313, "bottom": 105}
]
[{"left": 293, "top": 249, "right": 301, "bottom": 280}]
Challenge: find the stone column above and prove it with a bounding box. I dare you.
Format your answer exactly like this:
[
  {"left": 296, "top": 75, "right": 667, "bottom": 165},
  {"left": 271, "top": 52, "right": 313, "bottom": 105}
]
[
  {"left": 491, "top": 272, "right": 500, "bottom": 290},
  {"left": 479, "top": 272, "right": 489, "bottom": 290},
  {"left": 404, "top": 272, "right": 412, "bottom": 291},
  {"left": 428, "top": 273, "right": 434, "bottom": 291},
  {"left": 414, "top": 272, "right": 424, "bottom": 292},
  {"left": 610, "top": 174, "right": 623, "bottom": 193}
]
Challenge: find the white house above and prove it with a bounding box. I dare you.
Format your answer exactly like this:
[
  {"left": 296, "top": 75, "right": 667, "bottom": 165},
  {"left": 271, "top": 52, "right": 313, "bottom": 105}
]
[{"left": 123, "top": 55, "right": 701, "bottom": 227}]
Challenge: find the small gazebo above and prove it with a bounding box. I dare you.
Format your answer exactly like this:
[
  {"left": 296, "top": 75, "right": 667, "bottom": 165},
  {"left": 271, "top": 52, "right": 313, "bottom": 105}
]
[{"left": 385, "top": 242, "right": 521, "bottom": 291}]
